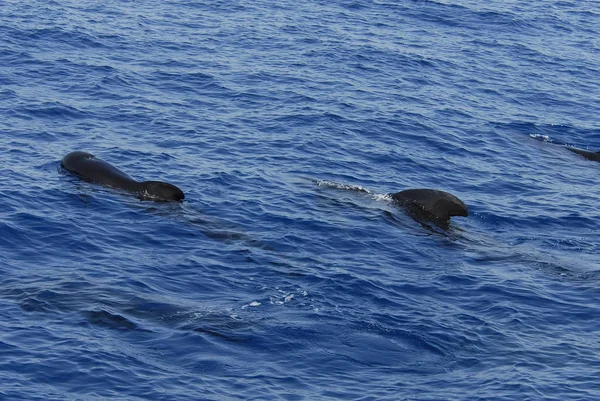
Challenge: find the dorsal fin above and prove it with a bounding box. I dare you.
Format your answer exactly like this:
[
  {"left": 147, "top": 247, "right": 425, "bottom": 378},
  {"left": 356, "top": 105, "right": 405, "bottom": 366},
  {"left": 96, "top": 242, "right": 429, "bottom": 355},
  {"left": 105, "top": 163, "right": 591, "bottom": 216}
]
[{"left": 391, "top": 189, "right": 468, "bottom": 226}]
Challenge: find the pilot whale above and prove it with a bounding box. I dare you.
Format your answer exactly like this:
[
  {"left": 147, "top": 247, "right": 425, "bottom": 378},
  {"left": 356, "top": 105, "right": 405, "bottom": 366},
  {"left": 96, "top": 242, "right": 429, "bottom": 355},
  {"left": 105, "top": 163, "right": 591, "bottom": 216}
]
[
  {"left": 566, "top": 147, "right": 600, "bottom": 163},
  {"left": 316, "top": 180, "right": 467, "bottom": 228},
  {"left": 530, "top": 135, "right": 600, "bottom": 163},
  {"left": 391, "top": 188, "right": 468, "bottom": 227},
  {"left": 61, "top": 151, "right": 185, "bottom": 201}
]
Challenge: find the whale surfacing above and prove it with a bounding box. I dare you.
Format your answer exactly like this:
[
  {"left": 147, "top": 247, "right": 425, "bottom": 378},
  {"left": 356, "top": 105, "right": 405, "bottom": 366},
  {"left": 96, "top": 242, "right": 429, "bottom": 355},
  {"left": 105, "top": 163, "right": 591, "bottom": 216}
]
[
  {"left": 391, "top": 189, "right": 467, "bottom": 227},
  {"left": 61, "top": 151, "right": 184, "bottom": 202},
  {"left": 530, "top": 135, "right": 600, "bottom": 163},
  {"left": 566, "top": 147, "right": 600, "bottom": 163}
]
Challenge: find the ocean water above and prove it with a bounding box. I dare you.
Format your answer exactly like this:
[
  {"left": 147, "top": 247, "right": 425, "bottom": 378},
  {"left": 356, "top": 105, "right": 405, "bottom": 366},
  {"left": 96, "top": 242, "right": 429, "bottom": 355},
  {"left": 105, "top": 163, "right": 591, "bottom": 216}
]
[{"left": 1, "top": 0, "right": 599, "bottom": 399}]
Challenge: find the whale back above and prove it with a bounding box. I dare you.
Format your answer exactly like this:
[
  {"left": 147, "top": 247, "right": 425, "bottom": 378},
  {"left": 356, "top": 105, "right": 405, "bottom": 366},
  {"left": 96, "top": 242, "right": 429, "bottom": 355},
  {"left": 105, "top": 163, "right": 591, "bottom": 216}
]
[
  {"left": 567, "top": 147, "right": 600, "bottom": 163},
  {"left": 61, "top": 151, "right": 138, "bottom": 189},
  {"left": 138, "top": 181, "right": 185, "bottom": 202},
  {"left": 62, "top": 151, "right": 184, "bottom": 202},
  {"left": 391, "top": 189, "right": 468, "bottom": 226}
]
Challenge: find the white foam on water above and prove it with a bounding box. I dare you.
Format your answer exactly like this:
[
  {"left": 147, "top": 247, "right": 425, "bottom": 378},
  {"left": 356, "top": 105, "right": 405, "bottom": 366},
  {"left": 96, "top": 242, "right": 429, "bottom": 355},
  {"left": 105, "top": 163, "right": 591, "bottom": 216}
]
[
  {"left": 529, "top": 134, "right": 550, "bottom": 142},
  {"left": 316, "top": 179, "right": 371, "bottom": 193},
  {"left": 372, "top": 193, "right": 393, "bottom": 202},
  {"left": 241, "top": 301, "right": 261, "bottom": 309}
]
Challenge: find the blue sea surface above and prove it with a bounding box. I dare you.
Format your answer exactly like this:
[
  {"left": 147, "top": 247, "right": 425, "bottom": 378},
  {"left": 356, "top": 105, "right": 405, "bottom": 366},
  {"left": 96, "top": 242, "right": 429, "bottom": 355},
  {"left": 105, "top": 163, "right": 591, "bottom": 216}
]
[{"left": 1, "top": 0, "right": 600, "bottom": 399}]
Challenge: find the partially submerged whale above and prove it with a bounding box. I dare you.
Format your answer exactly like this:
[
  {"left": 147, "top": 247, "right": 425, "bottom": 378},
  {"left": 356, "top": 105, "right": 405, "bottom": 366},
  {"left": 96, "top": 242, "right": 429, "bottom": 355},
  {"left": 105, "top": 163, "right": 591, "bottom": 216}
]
[
  {"left": 391, "top": 189, "right": 468, "bottom": 228},
  {"left": 566, "top": 147, "right": 600, "bottom": 163},
  {"left": 61, "top": 151, "right": 184, "bottom": 201},
  {"left": 530, "top": 135, "right": 600, "bottom": 163},
  {"left": 316, "top": 180, "right": 467, "bottom": 228}
]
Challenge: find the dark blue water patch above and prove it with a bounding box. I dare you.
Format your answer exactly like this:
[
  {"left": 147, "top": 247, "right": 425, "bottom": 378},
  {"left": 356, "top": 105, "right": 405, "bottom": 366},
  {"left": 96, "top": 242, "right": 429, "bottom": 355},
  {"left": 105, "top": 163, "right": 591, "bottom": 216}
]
[
  {"left": 26, "top": 27, "right": 107, "bottom": 50},
  {"left": 82, "top": 309, "right": 140, "bottom": 331},
  {"left": 13, "top": 101, "right": 88, "bottom": 120},
  {"left": 148, "top": 70, "right": 225, "bottom": 97}
]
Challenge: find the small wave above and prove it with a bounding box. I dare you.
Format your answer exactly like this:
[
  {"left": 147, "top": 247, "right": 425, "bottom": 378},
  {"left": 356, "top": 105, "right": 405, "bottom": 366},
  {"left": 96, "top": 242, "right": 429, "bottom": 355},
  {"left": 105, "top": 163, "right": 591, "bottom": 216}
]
[
  {"left": 84, "top": 309, "right": 138, "bottom": 331},
  {"left": 16, "top": 101, "right": 87, "bottom": 120}
]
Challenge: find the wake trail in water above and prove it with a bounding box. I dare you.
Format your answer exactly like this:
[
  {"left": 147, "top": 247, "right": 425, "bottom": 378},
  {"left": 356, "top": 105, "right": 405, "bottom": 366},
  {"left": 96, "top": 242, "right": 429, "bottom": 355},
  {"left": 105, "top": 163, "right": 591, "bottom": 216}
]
[{"left": 315, "top": 179, "right": 392, "bottom": 202}]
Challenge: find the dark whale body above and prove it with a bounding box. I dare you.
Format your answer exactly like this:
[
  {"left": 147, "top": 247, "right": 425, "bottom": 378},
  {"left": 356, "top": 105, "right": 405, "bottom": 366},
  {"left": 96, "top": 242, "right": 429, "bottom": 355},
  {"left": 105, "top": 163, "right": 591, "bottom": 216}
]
[
  {"left": 391, "top": 189, "right": 468, "bottom": 228},
  {"left": 61, "top": 151, "right": 184, "bottom": 201},
  {"left": 566, "top": 147, "right": 600, "bottom": 163},
  {"left": 530, "top": 135, "right": 600, "bottom": 164}
]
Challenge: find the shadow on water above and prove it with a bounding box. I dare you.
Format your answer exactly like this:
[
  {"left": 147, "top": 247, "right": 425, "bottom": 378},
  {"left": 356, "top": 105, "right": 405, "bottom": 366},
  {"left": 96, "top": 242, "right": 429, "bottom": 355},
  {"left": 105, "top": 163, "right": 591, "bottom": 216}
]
[
  {"left": 58, "top": 161, "right": 271, "bottom": 250},
  {"left": 178, "top": 203, "right": 266, "bottom": 247},
  {"left": 455, "top": 221, "right": 600, "bottom": 279},
  {"left": 3, "top": 277, "right": 257, "bottom": 342},
  {"left": 83, "top": 309, "right": 141, "bottom": 331},
  {"left": 86, "top": 300, "right": 258, "bottom": 343}
]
